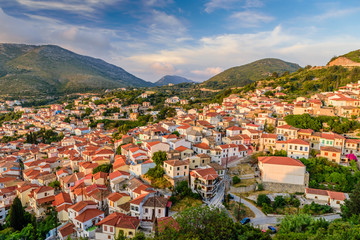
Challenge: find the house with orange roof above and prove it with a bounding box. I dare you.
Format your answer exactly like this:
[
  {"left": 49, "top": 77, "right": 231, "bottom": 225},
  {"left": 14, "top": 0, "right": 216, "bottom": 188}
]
[
  {"left": 113, "top": 155, "right": 129, "bottom": 172},
  {"left": 305, "top": 188, "right": 348, "bottom": 209},
  {"left": 79, "top": 162, "right": 99, "bottom": 175},
  {"left": 192, "top": 142, "right": 211, "bottom": 155},
  {"left": 276, "top": 124, "right": 299, "bottom": 140},
  {"left": 92, "top": 171, "right": 108, "bottom": 185},
  {"left": 163, "top": 159, "right": 189, "bottom": 185},
  {"left": 16, "top": 183, "right": 38, "bottom": 206},
  {"left": 175, "top": 146, "right": 194, "bottom": 160},
  {"left": 107, "top": 192, "right": 131, "bottom": 214},
  {"left": 28, "top": 186, "right": 55, "bottom": 217},
  {"left": 146, "top": 141, "right": 170, "bottom": 157},
  {"left": 129, "top": 159, "right": 156, "bottom": 177},
  {"left": 70, "top": 200, "right": 104, "bottom": 238},
  {"left": 95, "top": 212, "right": 140, "bottom": 239},
  {"left": 278, "top": 139, "right": 310, "bottom": 159},
  {"left": 226, "top": 126, "right": 243, "bottom": 137},
  {"left": 58, "top": 222, "right": 76, "bottom": 240},
  {"left": 258, "top": 156, "right": 309, "bottom": 192},
  {"left": 259, "top": 133, "right": 278, "bottom": 151},
  {"left": 319, "top": 146, "right": 342, "bottom": 163},
  {"left": 190, "top": 167, "right": 220, "bottom": 200},
  {"left": 53, "top": 192, "right": 73, "bottom": 222},
  {"left": 109, "top": 170, "right": 130, "bottom": 192}
]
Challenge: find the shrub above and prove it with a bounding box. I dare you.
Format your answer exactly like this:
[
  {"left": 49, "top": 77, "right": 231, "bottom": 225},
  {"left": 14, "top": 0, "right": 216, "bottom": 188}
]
[
  {"left": 257, "top": 194, "right": 271, "bottom": 207},
  {"left": 232, "top": 176, "right": 241, "bottom": 185}
]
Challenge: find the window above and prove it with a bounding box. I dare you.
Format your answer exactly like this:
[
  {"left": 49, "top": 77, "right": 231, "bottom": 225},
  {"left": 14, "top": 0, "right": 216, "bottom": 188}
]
[
  {"left": 300, "top": 147, "right": 303, "bottom": 151},
  {"left": 110, "top": 227, "right": 113, "bottom": 232},
  {"left": 145, "top": 208, "right": 148, "bottom": 213},
  {"left": 332, "top": 153, "right": 336, "bottom": 157},
  {"left": 305, "top": 147, "right": 308, "bottom": 151},
  {"left": 184, "top": 166, "right": 187, "bottom": 169},
  {"left": 177, "top": 167, "right": 180, "bottom": 170},
  {"left": 104, "top": 226, "right": 107, "bottom": 231},
  {"left": 159, "top": 209, "right": 161, "bottom": 214},
  {"left": 326, "top": 141, "right": 329, "bottom": 144},
  {"left": 289, "top": 145, "right": 292, "bottom": 149},
  {"left": 325, "top": 152, "right": 328, "bottom": 156}
]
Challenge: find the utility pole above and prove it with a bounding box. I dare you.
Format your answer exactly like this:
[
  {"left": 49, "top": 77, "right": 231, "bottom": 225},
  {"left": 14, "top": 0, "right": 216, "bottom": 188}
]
[{"left": 224, "top": 156, "right": 229, "bottom": 206}]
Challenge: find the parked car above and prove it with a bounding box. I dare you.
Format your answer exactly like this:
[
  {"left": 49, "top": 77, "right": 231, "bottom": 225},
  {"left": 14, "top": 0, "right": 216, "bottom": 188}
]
[
  {"left": 268, "top": 226, "right": 276, "bottom": 233},
  {"left": 240, "top": 217, "right": 250, "bottom": 225}
]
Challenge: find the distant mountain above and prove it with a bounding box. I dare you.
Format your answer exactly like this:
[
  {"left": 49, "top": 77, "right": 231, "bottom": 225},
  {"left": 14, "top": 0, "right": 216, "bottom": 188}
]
[
  {"left": 201, "top": 58, "right": 301, "bottom": 89},
  {"left": 154, "top": 75, "right": 194, "bottom": 86},
  {"left": 0, "top": 43, "right": 153, "bottom": 95}
]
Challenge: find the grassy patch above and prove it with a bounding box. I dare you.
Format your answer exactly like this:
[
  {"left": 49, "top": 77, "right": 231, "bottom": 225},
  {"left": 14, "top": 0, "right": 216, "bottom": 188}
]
[
  {"left": 171, "top": 196, "right": 203, "bottom": 212},
  {"left": 229, "top": 163, "right": 254, "bottom": 176},
  {"left": 227, "top": 200, "right": 255, "bottom": 221},
  {"left": 233, "top": 178, "right": 257, "bottom": 188}
]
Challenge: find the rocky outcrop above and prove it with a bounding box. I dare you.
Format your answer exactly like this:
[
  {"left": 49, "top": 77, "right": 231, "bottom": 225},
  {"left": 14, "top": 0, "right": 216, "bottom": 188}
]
[{"left": 328, "top": 57, "right": 360, "bottom": 67}]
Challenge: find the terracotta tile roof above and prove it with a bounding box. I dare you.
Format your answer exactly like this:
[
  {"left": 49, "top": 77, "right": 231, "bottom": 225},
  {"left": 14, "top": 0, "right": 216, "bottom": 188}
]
[
  {"left": 305, "top": 188, "right": 328, "bottom": 196},
  {"left": 58, "top": 222, "right": 75, "bottom": 238},
  {"left": 175, "top": 146, "right": 190, "bottom": 152},
  {"left": 129, "top": 193, "right": 148, "bottom": 205},
  {"left": 69, "top": 200, "right": 97, "bottom": 212},
  {"left": 33, "top": 186, "right": 54, "bottom": 194},
  {"left": 328, "top": 191, "right": 346, "bottom": 201},
  {"left": 53, "top": 192, "right": 72, "bottom": 206},
  {"left": 164, "top": 159, "right": 189, "bottom": 167},
  {"left": 109, "top": 170, "right": 130, "bottom": 180},
  {"left": 75, "top": 209, "right": 104, "bottom": 223},
  {"left": 193, "top": 143, "right": 210, "bottom": 149},
  {"left": 143, "top": 196, "right": 168, "bottom": 208},
  {"left": 320, "top": 146, "right": 342, "bottom": 153},
  {"left": 107, "top": 192, "right": 129, "bottom": 202},
  {"left": 190, "top": 167, "right": 218, "bottom": 180},
  {"left": 96, "top": 212, "right": 140, "bottom": 229},
  {"left": 258, "top": 156, "right": 305, "bottom": 167},
  {"left": 286, "top": 139, "right": 310, "bottom": 145}
]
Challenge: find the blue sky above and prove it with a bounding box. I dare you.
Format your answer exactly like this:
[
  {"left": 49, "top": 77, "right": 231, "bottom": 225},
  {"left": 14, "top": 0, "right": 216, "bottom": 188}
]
[{"left": 1, "top": 0, "right": 360, "bottom": 82}]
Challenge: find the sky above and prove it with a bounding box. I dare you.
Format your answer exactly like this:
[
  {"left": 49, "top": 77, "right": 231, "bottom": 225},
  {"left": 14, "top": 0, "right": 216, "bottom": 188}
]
[{"left": 1, "top": 0, "right": 360, "bottom": 82}]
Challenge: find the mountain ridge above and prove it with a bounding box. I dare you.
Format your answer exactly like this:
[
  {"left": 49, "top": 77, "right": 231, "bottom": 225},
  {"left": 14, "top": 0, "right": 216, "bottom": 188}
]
[
  {"left": 0, "top": 43, "right": 153, "bottom": 95},
  {"left": 154, "top": 75, "right": 194, "bottom": 86},
  {"left": 201, "top": 58, "right": 301, "bottom": 89}
]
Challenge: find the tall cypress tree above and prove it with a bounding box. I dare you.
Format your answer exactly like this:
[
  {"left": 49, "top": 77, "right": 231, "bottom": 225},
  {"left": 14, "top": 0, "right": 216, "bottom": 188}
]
[{"left": 9, "top": 197, "right": 26, "bottom": 231}]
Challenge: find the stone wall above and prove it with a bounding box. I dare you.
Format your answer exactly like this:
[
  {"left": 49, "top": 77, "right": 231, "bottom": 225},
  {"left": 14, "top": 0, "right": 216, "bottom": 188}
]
[
  {"left": 262, "top": 182, "right": 305, "bottom": 193},
  {"left": 230, "top": 184, "right": 257, "bottom": 193}
]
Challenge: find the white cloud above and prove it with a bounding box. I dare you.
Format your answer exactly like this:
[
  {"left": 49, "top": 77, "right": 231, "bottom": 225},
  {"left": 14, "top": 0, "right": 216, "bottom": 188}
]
[
  {"left": 230, "top": 11, "right": 274, "bottom": 27},
  {"left": 204, "top": 0, "right": 239, "bottom": 13},
  {"left": 14, "top": 0, "right": 121, "bottom": 15},
  {"left": 204, "top": 0, "right": 264, "bottom": 13},
  {"left": 192, "top": 67, "right": 223, "bottom": 77}
]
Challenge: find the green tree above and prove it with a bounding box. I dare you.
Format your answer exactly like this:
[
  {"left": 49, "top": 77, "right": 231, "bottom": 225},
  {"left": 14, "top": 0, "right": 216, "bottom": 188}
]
[
  {"left": 232, "top": 176, "right": 241, "bottom": 185},
  {"left": 152, "top": 151, "right": 167, "bottom": 166},
  {"left": 49, "top": 180, "right": 61, "bottom": 190},
  {"left": 93, "top": 164, "right": 112, "bottom": 174},
  {"left": 341, "top": 182, "right": 360, "bottom": 219},
  {"left": 9, "top": 197, "right": 27, "bottom": 231},
  {"left": 257, "top": 194, "right": 271, "bottom": 207}
]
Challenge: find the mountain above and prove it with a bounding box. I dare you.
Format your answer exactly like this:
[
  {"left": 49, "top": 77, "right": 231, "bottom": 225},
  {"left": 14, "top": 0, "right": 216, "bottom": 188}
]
[
  {"left": 154, "top": 75, "right": 194, "bottom": 86},
  {"left": 201, "top": 58, "right": 301, "bottom": 89},
  {"left": 328, "top": 49, "right": 360, "bottom": 67},
  {"left": 0, "top": 43, "right": 153, "bottom": 95}
]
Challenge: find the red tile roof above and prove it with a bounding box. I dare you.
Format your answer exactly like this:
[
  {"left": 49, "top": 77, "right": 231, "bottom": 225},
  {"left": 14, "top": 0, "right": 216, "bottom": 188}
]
[
  {"left": 75, "top": 209, "right": 104, "bottom": 223},
  {"left": 96, "top": 212, "right": 140, "bottom": 229},
  {"left": 258, "top": 156, "right": 305, "bottom": 167}
]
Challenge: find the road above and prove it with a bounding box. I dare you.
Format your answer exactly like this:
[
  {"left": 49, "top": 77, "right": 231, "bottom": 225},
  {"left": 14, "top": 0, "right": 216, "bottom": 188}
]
[{"left": 229, "top": 193, "right": 341, "bottom": 226}]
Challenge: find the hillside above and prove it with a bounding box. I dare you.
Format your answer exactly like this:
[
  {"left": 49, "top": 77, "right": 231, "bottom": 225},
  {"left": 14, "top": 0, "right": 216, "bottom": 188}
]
[
  {"left": 0, "top": 43, "right": 153, "bottom": 95},
  {"left": 154, "top": 75, "right": 194, "bottom": 86},
  {"left": 201, "top": 58, "right": 301, "bottom": 89},
  {"left": 328, "top": 49, "right": 360, "bottom": 67}
]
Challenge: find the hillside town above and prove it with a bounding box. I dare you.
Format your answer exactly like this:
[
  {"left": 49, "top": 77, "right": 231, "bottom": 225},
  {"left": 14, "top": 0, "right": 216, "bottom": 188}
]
[{"left": 2, "top": 80, "right": 360, "bottom": 239}]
